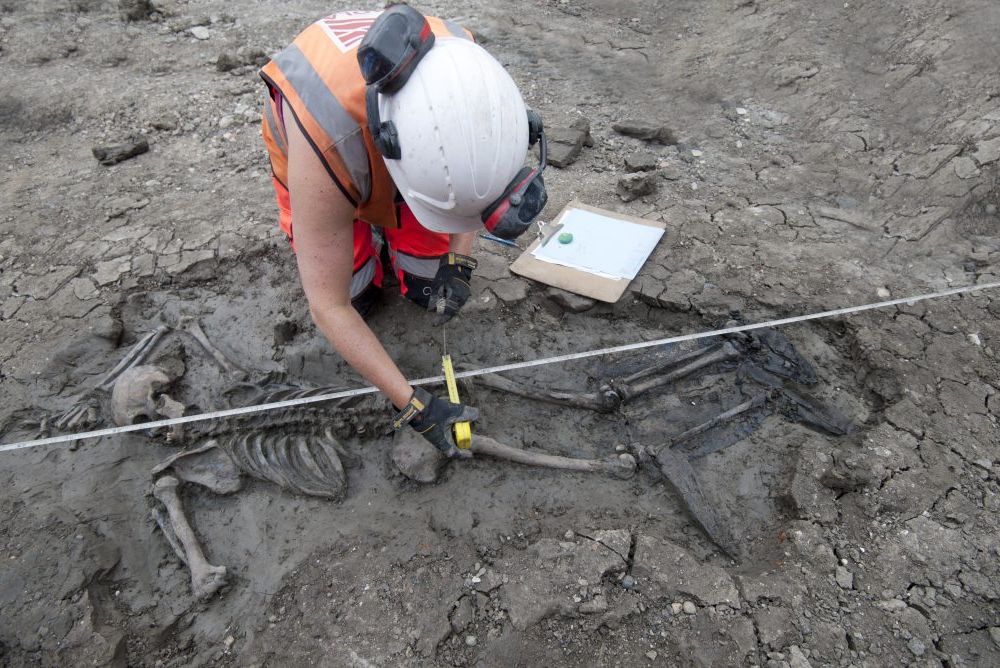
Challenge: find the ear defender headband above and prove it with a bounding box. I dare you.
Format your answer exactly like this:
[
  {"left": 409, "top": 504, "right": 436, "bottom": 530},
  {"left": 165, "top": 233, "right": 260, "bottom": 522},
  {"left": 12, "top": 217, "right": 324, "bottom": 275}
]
[
  {"left": 358, "top": 6, "right": 548, "bottom": 239},
  {"left": 358, "top": 4, "right": 435, "bottom": 159}
]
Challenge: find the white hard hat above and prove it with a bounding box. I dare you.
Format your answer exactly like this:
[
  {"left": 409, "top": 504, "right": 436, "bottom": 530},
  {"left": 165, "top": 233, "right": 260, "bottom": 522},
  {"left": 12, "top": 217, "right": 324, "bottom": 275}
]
[{"left": 378, "top": 38, "right": 530, "bottom": 234}]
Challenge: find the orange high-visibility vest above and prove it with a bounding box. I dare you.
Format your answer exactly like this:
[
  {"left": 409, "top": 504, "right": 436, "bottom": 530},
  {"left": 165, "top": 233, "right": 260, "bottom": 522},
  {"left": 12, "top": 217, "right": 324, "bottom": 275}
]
[{"left": 260, "top": 10, "right": 472, "bottom": 230}]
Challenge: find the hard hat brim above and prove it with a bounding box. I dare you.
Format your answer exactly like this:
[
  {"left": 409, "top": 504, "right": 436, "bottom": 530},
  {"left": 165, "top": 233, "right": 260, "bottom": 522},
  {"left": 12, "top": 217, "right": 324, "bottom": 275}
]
[{"left": 403, "top": 195, "right": 484, "bottom": 235}]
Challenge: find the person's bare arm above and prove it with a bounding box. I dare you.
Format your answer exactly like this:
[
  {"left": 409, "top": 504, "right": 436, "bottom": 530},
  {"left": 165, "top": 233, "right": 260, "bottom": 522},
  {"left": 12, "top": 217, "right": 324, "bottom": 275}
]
[
  {"left": 284, "top": 104, "right": 413, "bottom": 409},
  {"left": 450, "top": 231, "right": 475, "bottom": 255}
]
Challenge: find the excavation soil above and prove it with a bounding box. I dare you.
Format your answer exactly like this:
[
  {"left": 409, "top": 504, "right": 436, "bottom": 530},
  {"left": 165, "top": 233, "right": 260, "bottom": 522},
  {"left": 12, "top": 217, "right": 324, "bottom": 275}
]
[{"left": 2, "top": 0, "right": 999, "bottom": 666}]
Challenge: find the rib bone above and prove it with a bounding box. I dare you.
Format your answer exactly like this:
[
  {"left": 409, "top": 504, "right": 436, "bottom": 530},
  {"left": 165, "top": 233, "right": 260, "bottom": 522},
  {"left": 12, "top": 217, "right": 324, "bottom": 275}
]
[
  {"left": 178, "top": 316, "right": 246, "bottom": 379},
  {"left": 152, "top": 475, "right": 228, "bottom": 600}
]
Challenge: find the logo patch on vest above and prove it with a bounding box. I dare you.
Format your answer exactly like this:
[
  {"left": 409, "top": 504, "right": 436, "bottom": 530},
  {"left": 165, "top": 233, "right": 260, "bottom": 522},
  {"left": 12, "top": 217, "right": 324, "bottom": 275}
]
[{"left": 318, "top": 11, "right": 381, "bottom": 53}]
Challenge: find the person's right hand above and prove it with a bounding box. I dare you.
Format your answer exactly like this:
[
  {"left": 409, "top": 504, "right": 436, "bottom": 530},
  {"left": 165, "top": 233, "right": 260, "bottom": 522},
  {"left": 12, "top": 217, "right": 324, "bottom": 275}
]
[{"left": 392, "top": 387, "right": 478, "bottom": 458}]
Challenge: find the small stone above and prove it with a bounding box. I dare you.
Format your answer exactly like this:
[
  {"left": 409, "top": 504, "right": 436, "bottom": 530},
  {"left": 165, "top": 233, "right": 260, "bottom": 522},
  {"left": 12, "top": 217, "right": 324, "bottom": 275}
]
[
  {"left": 621, "top": 575, "right": 637, "bottom": 590},
  {"left": 835, "top": 566, "right": 854, "bottom": 590},
  {"left": 119, "top": 0, "right": 154, "bottom": 21},
  {"left": 167, "top": 249, "right": 215, "bottom": 276},
  {"left": 570, "top": 117, "right": 594, "bottom": 147},
  {"left": 579, "top": 595, "right": 608, "bottom": 614},
  {"left": 878, "top": 598, "right": 907, "bottom": 611},
  {"left": 223, "top": 635, "right": 235, "bottom": 649},
  {"left": 93, "top": 257, "right": 131, "bottom": 286},
  {"left": 735, "top": 107, "right": 748, "bottom": 115},
  {"left": 216, "top": 52, "right": 241, "bottom": 72},
  {"left": 612, "top": 120, "right": 677, "bottom": 145},
  {"left": 564, "top": 530, "right": 575, "bottom": 539},
  {"left": 190, "top": 26, "right": 210, "bottom": 40},
  {"left": 70, "top": 277, "right": 99, "bottom": 300},
  {"left": 953, "top": 156, "right": 980, "bottom": 179},
  {"left": 972, "top": 136, "right": 1000, "bottom": 166},
  {"left": 473, "top": 570, "right": 502, "bottom": 593},
  {"left": 392, "top": 429, "right": 446, "bottom": 483},
  {"left": 876, "top": 287, "right": 891, "bottom": 298},
  {"left": 490, "top": 278, "right": 528, "bottom": 303},
  {"left": 546, "top": 287, "right": 596, "bottom": 313},
  {"left": 546, "top": 127, "right": 588, "bottom": 168},
  {"left": 465, "top": 635, "right": 477, "bottom": 647},
  {"left": 973, "top": 458, "right": 993, "bottom": 471},
  {"left": 617, "top": 172, "right": 658, "bottom": 201},
  {"left": 682, "top": 601, "right": 697, "bottom": 615},
  {"left": 788, "top": 645, "right": 812, "bottom": 668},
  {"left": 671, "top": 602, "right": 683, "bottom": 615},
  {"left": 624, "top": 152, "right": 658, "bottom": 172},
  {"left": 450, "top": 597, "right": 475, "bottom": 633},
  {"left": 92, "top": 135, "right": 149, "bottom": 166},
  {"left": 907, "top": 638, "right": 926, "bottom": 657},
  {"left": 133, "top": 253, "right": 156, "bottom": 277},
  {"left": 646, "top": 650, "right": 658, "bottom": 660}
]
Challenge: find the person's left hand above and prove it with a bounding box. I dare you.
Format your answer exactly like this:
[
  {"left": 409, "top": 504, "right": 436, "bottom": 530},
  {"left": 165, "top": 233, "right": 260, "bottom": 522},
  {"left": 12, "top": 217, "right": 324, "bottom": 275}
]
[
  {"left": 428, "top": 252, "right": 477, "bottom": 325},
  {"left": 392, "top": 387, "right": 478, "bottom": 459}
]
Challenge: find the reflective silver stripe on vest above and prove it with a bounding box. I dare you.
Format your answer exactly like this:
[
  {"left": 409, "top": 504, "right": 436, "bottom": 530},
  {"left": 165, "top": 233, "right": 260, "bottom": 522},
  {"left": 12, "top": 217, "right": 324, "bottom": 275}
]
[
  {"left": 273, "top": 43, "right": 372, "bottom": 201},
  {"left": 444, "top": 20, "right": 471, "bottom": 40},
  {"left": 351, "top": 256, "right": 378, "bottom": 299},
  {"left": 394, "top": 251, "right": 440, "bottom": 279},
  {"left": 263, "top": 95, "right": 287, "bottom": 156}
]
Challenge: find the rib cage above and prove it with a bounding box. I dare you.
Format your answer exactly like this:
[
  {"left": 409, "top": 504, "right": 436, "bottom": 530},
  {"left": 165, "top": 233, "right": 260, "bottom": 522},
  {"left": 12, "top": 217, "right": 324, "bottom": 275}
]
[{"left": 219, "top": 427, "right": 348, "bottom": 500}]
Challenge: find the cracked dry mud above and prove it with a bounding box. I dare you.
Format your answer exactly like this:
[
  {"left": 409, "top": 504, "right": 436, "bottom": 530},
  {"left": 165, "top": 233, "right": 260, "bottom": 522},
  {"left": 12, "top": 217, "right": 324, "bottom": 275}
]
[{"left": 1, "top": 0, "right": 998, "bottom": 666}]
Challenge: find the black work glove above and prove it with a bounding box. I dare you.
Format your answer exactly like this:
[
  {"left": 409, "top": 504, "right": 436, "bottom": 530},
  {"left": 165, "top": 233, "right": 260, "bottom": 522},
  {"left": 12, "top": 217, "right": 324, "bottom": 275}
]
[
  {"left": 428, "top": 253, "right": 477, "bottom": 326},
  {"left": 392, "top": 387, "right": 478, "bottom": 459}
]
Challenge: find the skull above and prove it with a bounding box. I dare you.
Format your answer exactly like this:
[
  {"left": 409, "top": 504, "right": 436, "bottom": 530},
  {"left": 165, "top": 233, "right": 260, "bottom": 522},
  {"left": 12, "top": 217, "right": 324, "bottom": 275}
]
[{"left": 110, "top": 365, "right": 184, "bottom": 436}]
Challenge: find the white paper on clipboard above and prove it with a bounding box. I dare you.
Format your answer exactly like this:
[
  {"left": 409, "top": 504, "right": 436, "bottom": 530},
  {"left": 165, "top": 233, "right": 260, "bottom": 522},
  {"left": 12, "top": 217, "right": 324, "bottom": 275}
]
[{"left": 531, "top": 207, "right": 665, "bottom": 280}]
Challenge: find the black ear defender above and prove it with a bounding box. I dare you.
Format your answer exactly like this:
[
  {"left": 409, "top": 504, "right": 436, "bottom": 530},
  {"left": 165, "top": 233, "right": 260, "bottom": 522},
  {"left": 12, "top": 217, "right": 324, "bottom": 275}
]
[
  {"left": 481, "top": 110, "right": 549, "bottom": 240},
  {"left": 358, "top": 5, "right": 436, "bottom": 159}
]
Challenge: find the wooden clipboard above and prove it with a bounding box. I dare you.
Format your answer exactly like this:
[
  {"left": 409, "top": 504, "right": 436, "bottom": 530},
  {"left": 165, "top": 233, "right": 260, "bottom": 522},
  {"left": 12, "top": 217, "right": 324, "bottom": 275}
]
[{"left": 509, "top": 200, "right": 667, "bottom": 303}]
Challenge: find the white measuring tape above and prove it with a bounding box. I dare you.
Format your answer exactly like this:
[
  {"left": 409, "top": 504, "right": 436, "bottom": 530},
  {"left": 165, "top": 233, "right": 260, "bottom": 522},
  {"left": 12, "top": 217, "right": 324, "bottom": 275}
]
[{"left": 2, "top": 280, "right": 997, "bottom": 454}]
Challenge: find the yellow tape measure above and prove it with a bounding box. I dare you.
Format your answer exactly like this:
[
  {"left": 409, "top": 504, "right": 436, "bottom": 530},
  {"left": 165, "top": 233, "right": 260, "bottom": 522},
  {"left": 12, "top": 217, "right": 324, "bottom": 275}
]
[{"left": 441, "top": 354, "right": 472, "bottom": 449}]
